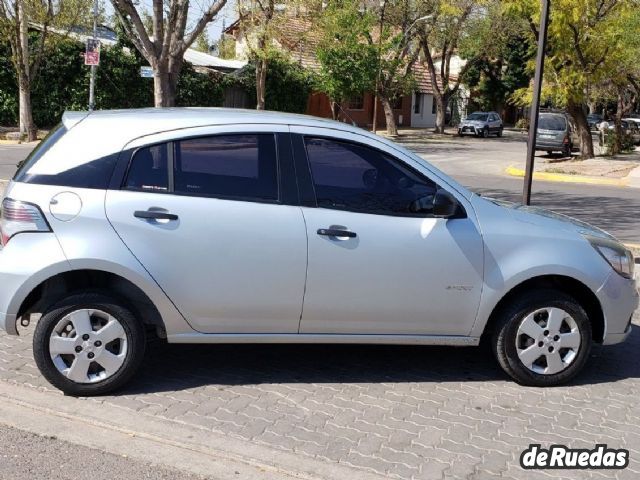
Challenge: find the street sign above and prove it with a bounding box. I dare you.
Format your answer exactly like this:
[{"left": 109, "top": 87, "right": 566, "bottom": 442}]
[
  {"left": 140, "top": 66, "right": 154, "bottom": 78},
  {"left": 85, "top": 39, "right": 100, "bottom": 66}
]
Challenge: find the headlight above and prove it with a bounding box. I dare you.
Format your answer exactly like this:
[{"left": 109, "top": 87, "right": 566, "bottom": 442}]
[{"left": 585, "top": 235, "right": 635, "bottom": 279}]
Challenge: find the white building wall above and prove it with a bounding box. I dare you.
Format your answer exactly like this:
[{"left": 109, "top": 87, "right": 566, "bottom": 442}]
[{"left": 410, "top": 92, "right": 436, "bottom": 128}]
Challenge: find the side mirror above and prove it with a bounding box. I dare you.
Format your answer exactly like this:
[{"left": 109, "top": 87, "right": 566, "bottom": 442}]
[{"left": 433, "top": 189, "right": 462, "bottom": 218}]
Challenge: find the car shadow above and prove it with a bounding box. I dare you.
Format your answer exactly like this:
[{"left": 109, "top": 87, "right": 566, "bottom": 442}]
[{"left": 118, "top": 325, "right": 640, "bottom": 395}]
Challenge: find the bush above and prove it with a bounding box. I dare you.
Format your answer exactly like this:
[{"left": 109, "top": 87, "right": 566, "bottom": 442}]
[
  {"left": 514, "top": 117, "right": 529, "bottom": 130},
  {"left": 226, "top": 54, "right": 312, "bottom": 113},
  {"left": 603, "top": 129, "right": 635, "bottom": 155},
  {"left": 0, "top": 35, "right": 225, "bottom": 128}
]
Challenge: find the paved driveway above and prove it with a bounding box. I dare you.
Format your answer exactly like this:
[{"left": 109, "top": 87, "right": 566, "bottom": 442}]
[{"left": 1, "top": 310, "right": 639, "bottom": 479}]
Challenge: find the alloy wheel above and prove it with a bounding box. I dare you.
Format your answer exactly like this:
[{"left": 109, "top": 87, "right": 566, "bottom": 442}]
[
  {"left": 515, "top": 307, "right": 581, "bottom": 375},
  {"left": 48, "top": 309, "right": 128, "bottom": 384}
]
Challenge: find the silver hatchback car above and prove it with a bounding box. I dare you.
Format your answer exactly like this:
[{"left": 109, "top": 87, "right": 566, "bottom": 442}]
[{"left": 0, "top": 109, "right": 637, "bottom": 396}]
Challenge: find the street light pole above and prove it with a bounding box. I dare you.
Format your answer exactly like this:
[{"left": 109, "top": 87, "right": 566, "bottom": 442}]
[
  {"left": 88, "top": 0, "right": 98, "bottom": 111},
  {"left": 522, "top": 0, "right": 551, "bottom": 205}
]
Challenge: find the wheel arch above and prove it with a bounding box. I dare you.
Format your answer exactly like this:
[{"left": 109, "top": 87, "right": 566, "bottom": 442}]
[
  {"left": 18, "top": 269, "right": 166, "bottom": 336},
  {"left": 481, "top": 274, "right": 605, "bottom": 344}
]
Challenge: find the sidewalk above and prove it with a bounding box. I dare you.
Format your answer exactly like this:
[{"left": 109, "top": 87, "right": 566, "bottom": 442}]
[{"left": 506, "top": 148, "right": 640, "bottom": 188}]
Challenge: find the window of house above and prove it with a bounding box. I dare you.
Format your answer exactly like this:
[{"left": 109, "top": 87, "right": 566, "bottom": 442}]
[
  {"left": 174, "top": 134, "right": 278, "bottom": 201},
  {"left": 125, "top": 144, "right": 169, "bottom": 192},
  {"left": 414, "top": 92, "right": 422, "bottom": 114},
  {"left": 347, "top": 95, "right": 365, "bottom": 110},
  {"left": 304, "top": 137, "right": 438, "bottom": 216},
  {"left": 432, "top": 98, "right": 437, "bottom": 115}
]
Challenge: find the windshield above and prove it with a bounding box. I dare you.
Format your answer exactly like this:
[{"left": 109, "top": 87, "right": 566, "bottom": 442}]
[
  {"left": 466, "top": 113, "right": 488, "bottom": 121},
  {"left": 538, "top": 115, "right": 566, "bottom": 131}
]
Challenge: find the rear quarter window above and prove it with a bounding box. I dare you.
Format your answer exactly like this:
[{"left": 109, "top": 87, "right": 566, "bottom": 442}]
[{"left": 13, "top": 123, "right": 119, "bottom": 189}]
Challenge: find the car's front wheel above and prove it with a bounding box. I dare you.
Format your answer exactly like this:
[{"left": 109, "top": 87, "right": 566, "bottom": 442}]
[
  {"left": 482, "top": 127, "right": 490, "bottom": 138},
  {"left": 33, "top": 293, "right": 145, "bottom": 396},
  {"left": 492, "top": 289, "right": 592, "bottom": 386}
]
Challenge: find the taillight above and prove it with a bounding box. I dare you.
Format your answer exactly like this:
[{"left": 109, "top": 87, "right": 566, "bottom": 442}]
[
  {"left": 563, "top": 136, "right": 570, "bottom": 144},
  {"left": 0, "top": 198, "right": 51, "bottom": 246}
]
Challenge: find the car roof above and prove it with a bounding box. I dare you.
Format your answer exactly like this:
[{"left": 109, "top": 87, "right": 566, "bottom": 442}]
[{"left": 62, "top": 107, "right": 366, "bottom": 138}]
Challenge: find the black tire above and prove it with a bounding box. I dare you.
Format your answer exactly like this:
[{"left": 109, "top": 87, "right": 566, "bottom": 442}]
[
  {"left": 492, "top": 289, "right": 592, "bottom": 387},
  {"left": 482, "top": 127, "right": 489, "bottom": 138},
  {"left": 33, "top": 293, "right": 146, "bottom": 396},
  {"left": 563, "top": 144, "right": 572, "bottom": 157},
  {"left": 497, "top": 128, "right": 503, "bottom": 138}
]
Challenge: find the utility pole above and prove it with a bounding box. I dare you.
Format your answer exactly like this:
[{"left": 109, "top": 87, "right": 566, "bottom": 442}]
[
  {"left": 522, "top": 0, "right": 551, "bottom": 205},
  {"left": 88, "top": 0, "right": 98, "bottom": 111}
]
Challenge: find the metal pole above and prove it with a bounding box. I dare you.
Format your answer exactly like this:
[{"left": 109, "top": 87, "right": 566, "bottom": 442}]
[
  {"left": 522, "top": 0, "right": 550, "bottom": 205},
  {"left": 88, "top": 0, "right": 98, "bottom": 111}
]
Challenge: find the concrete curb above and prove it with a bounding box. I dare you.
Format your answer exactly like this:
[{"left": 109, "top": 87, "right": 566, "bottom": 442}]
[
  {"left": 505, "top": 165, "right": 629, "bottom": 187},
  {"left": 0, "top": 380, "right": 385, "bottom": 480}
]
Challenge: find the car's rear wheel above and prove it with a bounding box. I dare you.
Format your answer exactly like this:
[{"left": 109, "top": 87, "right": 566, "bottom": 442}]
[
  {"left": 492, "top": 289, "right": 592, "bottom": 386},
  {"left": 33, "top": 293, "right": 145, "bottom": 396}
]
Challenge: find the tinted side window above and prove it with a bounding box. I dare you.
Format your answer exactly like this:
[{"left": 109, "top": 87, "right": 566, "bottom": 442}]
[
  {"left": 175, "top": 134, "right": 278, "bottom": 201},
  {"left": 125, "top": 144, "right": 169, "bottom": 192},
  {"left": 305, "top": 137, "right": 438, "bottom": 216},
  {"left": 13, "top": 124, "right": 119, "bottom": 189}
]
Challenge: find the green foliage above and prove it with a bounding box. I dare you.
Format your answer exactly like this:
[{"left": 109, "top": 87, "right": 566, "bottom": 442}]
[
  {"left": 314, "top": 3, "right": 378, "bottom": 104},
  {"left": 463, "top": 35, "right": 533, "bottom": 111},
  {"left": 603, "top": 129, "right": 635, "bottom": 155},
  {"left": 506, "top": 0, "right": 640, "bottom": 108},
  {"left": 226, "top": 54, "right": 312, "bottom": 113},
  {"left": 0, "top": 33, "right": 225, "bottom": 127},
  {"left": 216, "top": 35, "right": 236, "bottom": 60}
]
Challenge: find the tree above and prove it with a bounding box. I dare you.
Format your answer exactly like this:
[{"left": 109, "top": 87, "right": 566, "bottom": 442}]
[
  {"left": 416, "top": 0, "right": 492, "bottom": 133},
  {"left": 314, "top": 2, "right": 378, "bottom": 120},
  {"left": 506, "top": 0, "right": 640, "bottom": 158},
  {"left": 0, "top": 0, "right": 89, "bottom": 140},
  {"left": 235, "top": 0, "right": 277, "bottom": 110},
  {"left": 369, "top": 0, "right": 420, "bottom": 136},
  {"left": 110, "top": 0, "right": 227, "bottom": 107},
  {"left": 193, "top": 31, "right": 210, "bottom": 53}
]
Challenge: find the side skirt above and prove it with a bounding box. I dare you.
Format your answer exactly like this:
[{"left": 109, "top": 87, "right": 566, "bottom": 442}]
[{"left": 167, "top": 333, "right": 480, "bottom": 346}]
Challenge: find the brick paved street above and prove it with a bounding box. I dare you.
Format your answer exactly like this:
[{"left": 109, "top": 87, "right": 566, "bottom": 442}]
[{"left": 0, "top": 310, "right": 638, "bottom": 479}]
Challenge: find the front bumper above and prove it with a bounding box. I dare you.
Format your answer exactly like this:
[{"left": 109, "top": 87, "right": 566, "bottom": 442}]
[
  {"left": 597, "top": 270, "right": 639, "bottom": 345},
  {"left": 458, "top": 126, "right": 480, "bottom": 135}
]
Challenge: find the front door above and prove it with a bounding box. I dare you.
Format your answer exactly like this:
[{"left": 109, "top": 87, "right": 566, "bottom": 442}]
[
  {"left": 106, "top": 129, "right": 307, "bottom": 334},
  {"left": 293, "top": 129, "right": 484, "bottom": 336}
]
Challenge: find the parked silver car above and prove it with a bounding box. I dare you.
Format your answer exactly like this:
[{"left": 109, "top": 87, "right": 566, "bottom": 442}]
[
  {"left": 0, "top": 109, "right": 637, "bottom": 395},
  {"left": 458, "top": 111, "right": 503, "bottom": 138}
]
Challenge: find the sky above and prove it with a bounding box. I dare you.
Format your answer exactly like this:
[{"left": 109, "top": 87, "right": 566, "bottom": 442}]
[{"left": 102, "top": 0, "right": 237, "bottom": 44}]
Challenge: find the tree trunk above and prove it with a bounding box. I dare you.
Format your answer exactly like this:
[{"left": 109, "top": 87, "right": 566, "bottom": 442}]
[
  {"left": 380, "top": 97, "right": 398, "bottom": 136},
  {"left": 567, "top": 101, "right": 594, "bottom": 159},
  {"left": 434, "top": 94, "right": 447, "bottom": 134},
  {"left": 613, "top": 94, "right": 625, "bottom": 155},
  {"left": 18, "top": 80, "right": 36, "bottom": 142},
  {"left": 153, "top": 65, "right": 177, "bottom": 107},
  {"left": 17, "top": 0, "right": 36, "bottom": 142},
  {"left": 330, "top": 101, "right": 338, "bottom": 120},
  {"left": 256, "top": 57, "right": 267, "bottom": 110}
]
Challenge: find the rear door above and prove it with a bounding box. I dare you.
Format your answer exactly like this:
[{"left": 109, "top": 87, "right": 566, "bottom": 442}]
[{"left": 105, "top": 126, "right": 307, "bottom": 334}]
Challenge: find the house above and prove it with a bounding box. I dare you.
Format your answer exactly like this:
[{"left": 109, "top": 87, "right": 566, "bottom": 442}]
[
  {"left": 36, "top": 24, "right": 247, "bottom": 74},
  {"left": 224, "top": 15, "right": 463, "bottom": 129}
]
